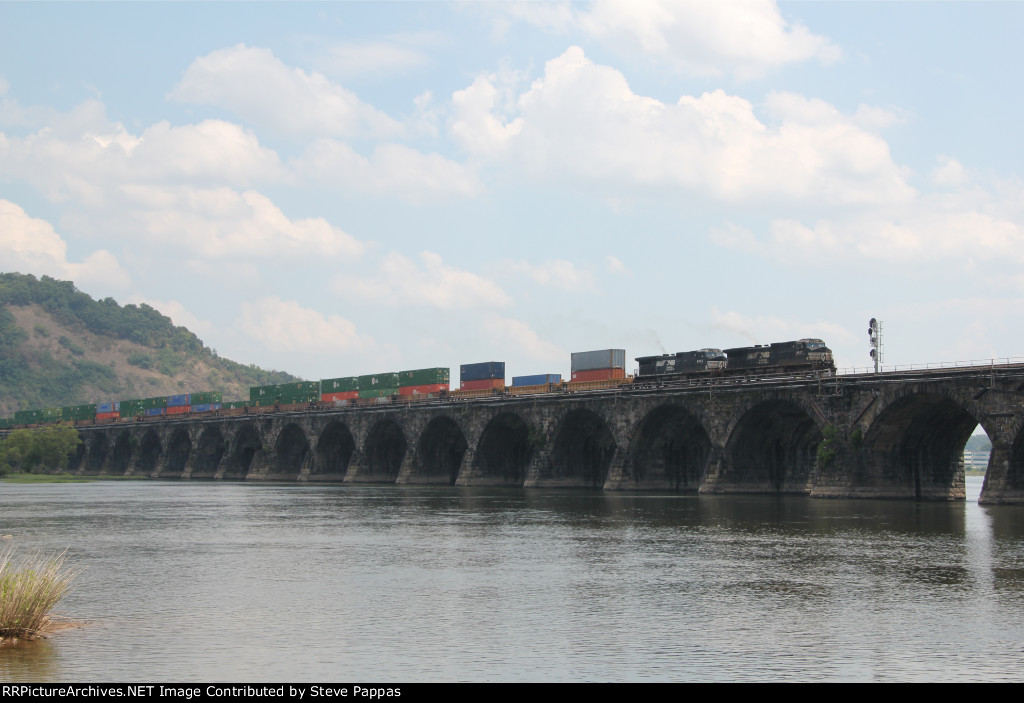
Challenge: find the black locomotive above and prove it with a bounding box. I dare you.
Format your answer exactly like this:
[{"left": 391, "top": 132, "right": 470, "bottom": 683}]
[{"left": 634, "top": 338, "right": 834, "bottom": 383}]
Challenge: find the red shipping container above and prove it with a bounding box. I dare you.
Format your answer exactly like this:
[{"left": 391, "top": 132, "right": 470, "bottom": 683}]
[
  {"left": 399, "top": 383, "right": 449, "bottom": 396},
  {"left": 460, "top": 378, "right": 505, "bottom": 391},
  {"left": 166, "top": 405, "right": 190, "bottom": 415},
  {"left": 321, "top": 391, "right": 359, "bottom": 402},
  {"left": 96, "top": 411, "right": 119, "bottom": 421},
  {"left": 570, "top": 368, "right": 626, "bottom": 382}
]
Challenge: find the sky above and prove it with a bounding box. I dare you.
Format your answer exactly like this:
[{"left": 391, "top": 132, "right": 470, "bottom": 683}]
[{"left": 1, "top": 1, "right": 1023, "bottom": 383}]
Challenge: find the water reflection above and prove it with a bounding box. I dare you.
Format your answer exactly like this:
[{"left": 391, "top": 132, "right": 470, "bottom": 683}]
[{"left": 1, "top": 477, "right": 1023, "bottom": 681}]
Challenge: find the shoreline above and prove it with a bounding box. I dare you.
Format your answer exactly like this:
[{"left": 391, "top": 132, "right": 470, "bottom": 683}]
[{"left": 0, "top": 617, "right": 90, "bottom": 646}]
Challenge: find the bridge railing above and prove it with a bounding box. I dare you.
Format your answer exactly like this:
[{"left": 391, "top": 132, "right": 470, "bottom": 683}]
[{"left": 837, "top": 357, "right": 1024, "bottom": 376}]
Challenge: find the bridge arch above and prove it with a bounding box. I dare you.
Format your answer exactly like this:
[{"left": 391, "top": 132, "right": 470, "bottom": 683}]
[
  {"left": 191, "top": 427, "right": 226, "bottom": 478},
  {"left": 861, "top": 390, "right": 978, "bottom": 499},
  {"left": 363, "top": 418, "right": 406, "bottom": 481},
  {"left": 135, "top": 429, "right": 162, "bottom": 475},
  {"left": 108, "top": 432, "right": 133, "bottom": 476},
  {"left": 275, "top": 423, "right": 311, "bottom": 478},
  {"left": 724, "top": 399, "right": 822, "bottom": 493},
  {"left": 314, "top": 421, "right": 355, "bottom": 479},
  {"left": 551, "top": 408, "right": 617, "bottom": 487},
  {"left": 224, "top": 424, "right": 261, "bottom": 479},
  {"left": 475, "top": 412, "right": 533, "bottom": 485},
  {"left": 159, "top": 428, "right": 192, "bottom": 478},
  {"left": 415, "top": 416, "right": 468, "bottom": 485},
  {"left": 83, "top": 433, "right": 109, "bottom": 475},
  {"left": 629, "top": 404, "right": 712, "bottom": 491}
]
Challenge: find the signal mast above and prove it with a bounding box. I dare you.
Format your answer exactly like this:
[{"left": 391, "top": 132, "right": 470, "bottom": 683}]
[{"left": 869, "top": 318, "right": 883, "bottom": 373}]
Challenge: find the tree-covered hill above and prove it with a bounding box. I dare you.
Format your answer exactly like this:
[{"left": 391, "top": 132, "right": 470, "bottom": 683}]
[{"left": 0, "top": 272, "right": 299, "bottom": 416}]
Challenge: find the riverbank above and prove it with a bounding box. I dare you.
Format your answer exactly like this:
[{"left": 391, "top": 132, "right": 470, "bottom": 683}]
[{"left": 0, "top": 473, "right": 147, "bottom": 483}]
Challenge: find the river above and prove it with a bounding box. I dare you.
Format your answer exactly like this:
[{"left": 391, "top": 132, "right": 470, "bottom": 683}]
[{"left": 1, "top": 476, "right": 1023, "bottom": 682}]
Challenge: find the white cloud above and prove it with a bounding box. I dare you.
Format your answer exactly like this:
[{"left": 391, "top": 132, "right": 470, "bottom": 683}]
[
  {"left": 238, "top": 297, "right": 375, "bottom": 353},
  {"left": 0, "top": 199, "right": 130, "bottom": 289},
  {"left": 450, "top": 47, "right": 913, "bottom": 206},
  {"left": 501, "top": 0, "right": 839, "bottom": 79},
  {"left": 482, "top": 314, "right": 566, "bottom": 362},
  {"left": 711, "top": 199, "right": 1024, "bottom": 265},
  {"left": 333, "top": 251, "right": 511, "bottom": 309},
  {"left": 170, "top": 44, "right": 403, "bottom": 138},
  {"left": 293, "top": 139, "right": 480, "bottom": 200},
  {"left": 312, "top": 35, "right": 438, "bottom": 80},
  {"left": 106, "top": 186, "right": 365, "bottom": 259},
  {"left": 605, "top": 256, "right": 629, "bottom": 275},
  {"left": 504, "top": 258, "right": 595, "bottom": 292},
  {"left": 931, "top": 156, "right": 969, "bottom": 187},
  {"left": 0, "top": 112, "right": 285, "bottom": 206},
  {"left": 450, "top": 75, "right": 523, "bottom": 158}
]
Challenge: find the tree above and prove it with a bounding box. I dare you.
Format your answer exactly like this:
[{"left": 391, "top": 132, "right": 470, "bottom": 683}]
[{"left": 0, "top": 425, "right": 81, "bottom": 474}]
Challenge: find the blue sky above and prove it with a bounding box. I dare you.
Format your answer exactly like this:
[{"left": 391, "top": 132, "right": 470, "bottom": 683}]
[{"left": 2, "top": 1, "right": 1022, "bottom": 382}]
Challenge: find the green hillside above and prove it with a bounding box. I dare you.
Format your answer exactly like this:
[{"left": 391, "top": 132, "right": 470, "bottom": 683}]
[{"left": 0, "top": 272, "right": 299, "bottom": 416}]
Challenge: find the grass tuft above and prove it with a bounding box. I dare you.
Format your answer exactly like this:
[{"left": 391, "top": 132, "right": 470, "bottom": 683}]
[{"left": 0, "top": 547, "right": 82, "bottom": 640}]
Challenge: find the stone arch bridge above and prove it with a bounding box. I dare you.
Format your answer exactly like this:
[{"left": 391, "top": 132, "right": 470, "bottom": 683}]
[{"left": 64, "top": 364, "right": 1024, "bottom": 504}]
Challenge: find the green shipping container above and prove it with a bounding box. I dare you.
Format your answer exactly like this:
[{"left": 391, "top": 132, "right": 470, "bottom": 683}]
[
  {"left": 277, "top": 381, "right": 319, "bottom": 396},
  {"left": 358, "top": 387, "right": 399, "bottom": 399},
  {"left": 14, "top": 409, "right": 42, "bottom": 424},
  {"left": 119, "top": 399, "right": 145, "bottom": 417},
  {"left": 142, "top": 396, "right": 168, "bottom": 410},
  {"left": 41, "top": 407, "right": 62, "bottom": 422},
  {"left": 321, "top": 376, "right": 359, "bottom": 393},
  {"left": 71, "top": 403, "right": 96, "bottom": 421},
  {"left": 250, "top": 385, "right": 279, "bottom": 402},
  {"left": 191, "top": 391, "right": 223, "bottom": 405},
  {"left": 398, "top": 368, "right": 450, "bottom": 387},
  {"left": 279, "top": 393, "right": 319, "bottom": 404},
  {"left": 358, "top": 373, "right": 400, "bottom": 390}
]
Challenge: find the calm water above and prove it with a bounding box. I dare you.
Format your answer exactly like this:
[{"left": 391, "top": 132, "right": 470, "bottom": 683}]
[{"left": 2, "top": 476, "right": 1024, "bottom": 682}]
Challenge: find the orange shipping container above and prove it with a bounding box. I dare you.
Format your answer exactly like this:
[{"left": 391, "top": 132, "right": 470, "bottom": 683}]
[
  {"left": 570, "top": 368, "right": 626, "bottom": 382},
  {"left": 321, "top": 391, "right": 359, "bottom": 402},
  {"left": 166, "top": 405, "right": 190, "bottom": 415},
  {"left": 95, "top": 411, "right": 119, "bottom": 421},
  {"left": 399, "top": 383, "right": 449, "bottom": 396}
]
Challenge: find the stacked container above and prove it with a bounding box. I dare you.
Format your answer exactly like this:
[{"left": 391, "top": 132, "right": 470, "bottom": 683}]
[
  {"left": 358, "top": 373, "right": 399, "bottom": 400},
  {"left": 95, "top": 400, "right": 119, "bottom": 421},
  {"left": 321, "top": 376, "right": 359, "bottom": 402},
  {"left": 278, "top": 381, "right": 321, "bottom": 404},
  {"left": 398, "top": 368, "right": 450, "bottom": 397},
  {"left": 460, "top": 362, "right": 505, "bottom": 391},
  {"left": 570, "top": 349, "right": 626, "bottom": 381}
]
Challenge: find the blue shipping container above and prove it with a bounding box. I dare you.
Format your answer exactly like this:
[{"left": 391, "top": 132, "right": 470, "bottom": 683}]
[
  {"left": 192, "top": 403, "right": 221, "bottom": 413},
  {"left": 144, "top": 408, "right": 165, "bottom": 416},
  {"left": 512, "top": 374, "right": 562, "bottom": 387},
  {"left": 461, "top": 362, "right": 505, "bottom": 382},
  {"left": 167, "top": 394, "right": 190, "bottom": 407},
  {"left": 96, "top": 401, "right": 115, "bottom": 413}
]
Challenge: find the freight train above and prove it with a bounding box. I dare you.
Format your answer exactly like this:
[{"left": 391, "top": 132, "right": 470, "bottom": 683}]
[{"left": 1, "top": 339, "right": 834, "bottom": 429}]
